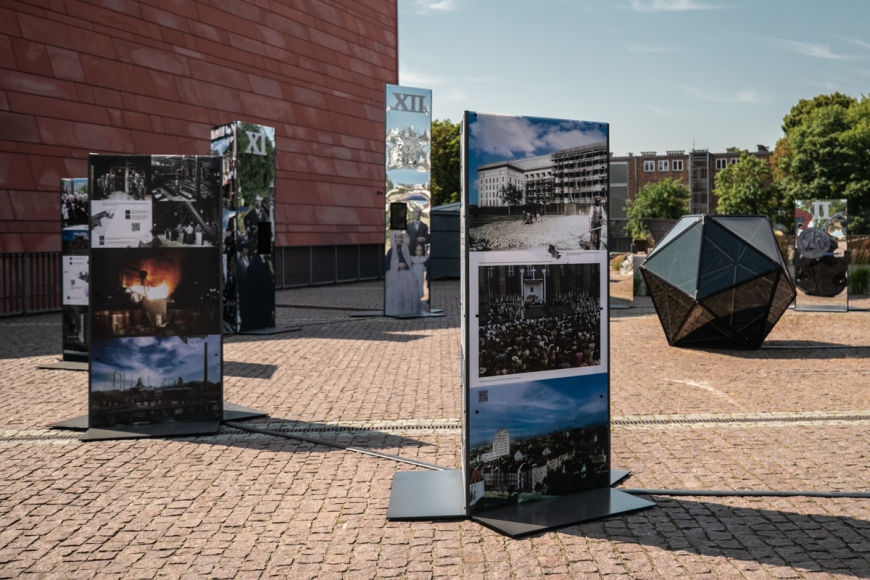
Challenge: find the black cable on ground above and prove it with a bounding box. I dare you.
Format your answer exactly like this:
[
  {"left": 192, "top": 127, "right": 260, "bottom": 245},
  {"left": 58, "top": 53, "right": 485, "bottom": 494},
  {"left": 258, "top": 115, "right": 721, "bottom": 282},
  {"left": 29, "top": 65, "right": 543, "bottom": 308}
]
[
  {"left": 225, "top": 422, "right": 870, "bottom": 500},
  {"left": 621, "top": 489, "right": 870, "bottom": 498},
  {"left": 223, "top": 421, "right": 448, "bottom": 471}
]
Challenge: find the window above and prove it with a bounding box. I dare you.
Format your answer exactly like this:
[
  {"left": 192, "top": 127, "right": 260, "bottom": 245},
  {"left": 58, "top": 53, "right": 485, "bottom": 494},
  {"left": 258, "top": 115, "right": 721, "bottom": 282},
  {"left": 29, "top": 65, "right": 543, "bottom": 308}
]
[
  {"left": 730, "top": 158, "right": 738, "bottom": 165},
  {"left": 658, "top": 160, "right": 669, "bottom": 172},
  {"left": 672, "top": 159, "right": 684, "bottom": 171},
  {"left": 643, "top": 160, "right": 655, "bottom": 172},
  {"left": 715, "top": 158, "right": 728, "bottom": 170}
]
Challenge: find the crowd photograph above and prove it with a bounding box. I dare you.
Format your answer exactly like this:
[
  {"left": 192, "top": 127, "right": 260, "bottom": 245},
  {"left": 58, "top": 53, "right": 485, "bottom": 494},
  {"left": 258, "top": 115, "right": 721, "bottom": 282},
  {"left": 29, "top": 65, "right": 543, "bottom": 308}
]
[
  {"left": 61, "top": 178, "right": 88, "bottom": 228},
  {"left": 477, "top": 262, "right": 601, "bottom": 378}
]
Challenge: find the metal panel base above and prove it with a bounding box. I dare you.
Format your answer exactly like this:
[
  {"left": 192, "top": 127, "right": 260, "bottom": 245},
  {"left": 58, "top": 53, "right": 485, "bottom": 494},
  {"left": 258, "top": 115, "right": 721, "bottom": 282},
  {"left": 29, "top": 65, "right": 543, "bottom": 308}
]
[
  {"left": 80, "top": 421, "right": 221, "bottom": 441},
  {"left": 237, "top": 326, "right": 301, "bottom": 336},
  {"left": 611, "top": 468, "right": 630, "bottom": 486},
  {"left": 387, "top": 469, "right": 465, "bottom": 520},
  {"left": 473, "top": 487, "right": 655, "bottom": 538},
  {"left": 49, "top": 401, "right": 268, "bottom": 440},
  {"left": 38, "top": 360, "right": 88, "bottom": 371}
]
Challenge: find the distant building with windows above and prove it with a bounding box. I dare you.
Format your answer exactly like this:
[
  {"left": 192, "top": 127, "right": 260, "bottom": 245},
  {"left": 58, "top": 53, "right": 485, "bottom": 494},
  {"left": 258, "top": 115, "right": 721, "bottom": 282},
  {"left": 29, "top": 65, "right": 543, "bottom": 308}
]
[
  {"left": 480, "top": 428, "right": 511, "bottom": 463},
  {"left": 477, "top": 141, "right": 608, "bottom": 207},
  {"left": 607, "top": 145, "right": 772, "bottom": 251}
]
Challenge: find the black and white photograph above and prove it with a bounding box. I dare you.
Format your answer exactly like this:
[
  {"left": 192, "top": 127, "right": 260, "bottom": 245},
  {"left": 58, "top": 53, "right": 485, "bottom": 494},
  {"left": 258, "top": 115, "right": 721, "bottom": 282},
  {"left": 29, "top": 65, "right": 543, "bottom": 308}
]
[
  {"left": 90, "top": 335, "right": 222, "bottom": 428},
  {"left": 61, "top": 178, "right": 88, "bottom": 228},
  {"left": 90, "top": 248, "right": 221, "bottom": 339},
  {"left": 476, "top": 261, "right": 602, "bottom": 380},
  {"left": 466, "top": 113, "right": 608, "bottom": 253},
  {"left": 90, "top": 155, "right": 151, "bottom": 202}
]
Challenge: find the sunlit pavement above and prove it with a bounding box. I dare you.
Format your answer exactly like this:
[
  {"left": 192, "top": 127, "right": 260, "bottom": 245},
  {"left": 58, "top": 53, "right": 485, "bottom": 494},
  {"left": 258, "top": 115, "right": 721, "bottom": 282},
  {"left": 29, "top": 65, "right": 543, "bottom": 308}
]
[{"left": 1, "top": 280, "right": 870, "bottom": 578}]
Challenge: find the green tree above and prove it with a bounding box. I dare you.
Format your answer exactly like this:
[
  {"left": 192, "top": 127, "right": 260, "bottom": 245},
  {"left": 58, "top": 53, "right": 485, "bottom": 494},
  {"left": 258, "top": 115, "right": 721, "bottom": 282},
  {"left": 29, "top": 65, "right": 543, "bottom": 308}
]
[
  {"left": 624, "top": 178, "right": 690, "bottom": 241},
  {"left": 774, "top": 93, "right": 870, "bottom": 232},
  {"left": 237, "top": 122, "right": 276, "bottom": 203},
  {"left": 781, "top": 92, "right": 856, "bottom": 134},
  {"left": 430, "top": 119, "right": 461, "bottom": 206},
  {"left": 715, "top": 151, "right": 774, "bottom": 217},
  {"left": 499, "top": 183, "right": 524, "bottom": 214}
]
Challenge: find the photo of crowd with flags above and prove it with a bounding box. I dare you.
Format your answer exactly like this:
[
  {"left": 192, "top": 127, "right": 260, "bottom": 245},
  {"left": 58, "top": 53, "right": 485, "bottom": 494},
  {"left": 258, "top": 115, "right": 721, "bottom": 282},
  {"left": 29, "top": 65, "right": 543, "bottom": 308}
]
[{"left": 477, "top": 263, "right": 601, "bottom": 378}]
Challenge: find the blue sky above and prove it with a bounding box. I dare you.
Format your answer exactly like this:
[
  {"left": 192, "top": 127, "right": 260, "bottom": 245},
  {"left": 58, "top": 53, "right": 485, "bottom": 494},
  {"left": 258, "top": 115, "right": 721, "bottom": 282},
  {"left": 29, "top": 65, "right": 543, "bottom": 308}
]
[
  {"left": 470, "top": 374, "right": 608, "bottom": 447},
  {"left": 398, "top": 0, "right": 870, "bottom": 155},
  {"left": 92, "top": 335, "right": 221, "bottom": 391},
  {"left": 467, "top": 114, "right": 607, "bottom": 204}
]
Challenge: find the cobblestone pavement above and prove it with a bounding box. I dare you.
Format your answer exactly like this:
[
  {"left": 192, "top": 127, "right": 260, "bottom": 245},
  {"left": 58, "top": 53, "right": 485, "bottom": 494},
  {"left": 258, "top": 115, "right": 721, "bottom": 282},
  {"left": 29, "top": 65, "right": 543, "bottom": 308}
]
[{"left": 2, "top": 281, "right": 870, "bottom": 578}]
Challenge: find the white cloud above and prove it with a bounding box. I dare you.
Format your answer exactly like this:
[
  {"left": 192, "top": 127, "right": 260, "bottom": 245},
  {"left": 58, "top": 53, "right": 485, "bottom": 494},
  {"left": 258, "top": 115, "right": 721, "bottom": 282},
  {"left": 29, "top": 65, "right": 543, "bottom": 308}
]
[
  {"left": 398, "top": 67, "right": 442, "bottom": 87},
  {"left": 679, "top": 85, "right": 765, "bottom": 103},
  {"left": 626, "top": 43, "right": 678, "bottom": 53},
  {"left": 776, "top": 39, "right": 857, "bottom": 60},
  {"left": 833, "top": 35, "right": 870, "bottom": 51},
  {"left": 404, "top": 0, "right": 457, "bottom": 15},
  {"left": 470, "top": 116, "right": 606, "bottom": 158},
  {"left": 631, "top": 0, "right": 722, "bottom": 13}
]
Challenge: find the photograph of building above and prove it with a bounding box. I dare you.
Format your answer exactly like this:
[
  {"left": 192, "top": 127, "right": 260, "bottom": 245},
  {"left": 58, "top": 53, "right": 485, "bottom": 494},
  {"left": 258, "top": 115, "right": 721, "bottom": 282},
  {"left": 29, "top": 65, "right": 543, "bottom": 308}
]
[{"left": 468, "top": 374, "right": 610, "bottom": 514}]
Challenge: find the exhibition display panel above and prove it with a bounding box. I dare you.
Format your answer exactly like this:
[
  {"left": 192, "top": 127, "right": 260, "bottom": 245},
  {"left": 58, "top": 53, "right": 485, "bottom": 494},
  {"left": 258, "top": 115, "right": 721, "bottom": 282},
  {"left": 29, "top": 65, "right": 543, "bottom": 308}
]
[
  {"left": 387, "top": 111, "right": 653, "bottom": 537},
  {"left": 61, "top": 178, "right": 90, "bottom": 366},
  {"left": 384, "top": 85, "right": 439, "bottom": 318},
  {"left": 794, "top": 199, "right": 848, "bottom": 312},
  {"left": 641, "top": 215, "right": 796, "bottom": 350},
  {"left": 84, "top": 154, "right": 225, "bottom": 439},
  {"left": 210, "top": 122, "right": 278, "bottom": 333}
]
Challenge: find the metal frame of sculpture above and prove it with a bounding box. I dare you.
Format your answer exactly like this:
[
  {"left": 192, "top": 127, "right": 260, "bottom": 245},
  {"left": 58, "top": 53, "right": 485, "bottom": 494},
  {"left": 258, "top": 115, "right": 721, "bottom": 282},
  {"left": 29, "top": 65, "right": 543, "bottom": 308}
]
[{"left": 640, "top": 215, "right": 796, "bottom": 350}]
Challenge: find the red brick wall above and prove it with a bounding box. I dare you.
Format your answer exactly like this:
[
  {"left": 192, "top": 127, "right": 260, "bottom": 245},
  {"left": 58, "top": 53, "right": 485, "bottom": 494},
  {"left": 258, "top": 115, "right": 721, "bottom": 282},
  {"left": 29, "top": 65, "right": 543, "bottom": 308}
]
[{"left": 0, "top": 0, "right": 396, "bottom": 253}]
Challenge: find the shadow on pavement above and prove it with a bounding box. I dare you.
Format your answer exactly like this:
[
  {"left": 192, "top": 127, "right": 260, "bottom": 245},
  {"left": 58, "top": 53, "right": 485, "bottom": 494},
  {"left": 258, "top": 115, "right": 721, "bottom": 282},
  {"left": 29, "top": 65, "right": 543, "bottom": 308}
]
[{"left": 563, "top": 496, "right": 870, "bottom": 577}]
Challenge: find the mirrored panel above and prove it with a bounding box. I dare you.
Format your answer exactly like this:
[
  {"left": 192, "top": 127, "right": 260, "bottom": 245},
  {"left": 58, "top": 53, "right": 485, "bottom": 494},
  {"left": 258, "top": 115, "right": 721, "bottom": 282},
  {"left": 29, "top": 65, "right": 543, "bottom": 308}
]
[{"left": 794, "top": 199, "right": 848, "bottom": 311}]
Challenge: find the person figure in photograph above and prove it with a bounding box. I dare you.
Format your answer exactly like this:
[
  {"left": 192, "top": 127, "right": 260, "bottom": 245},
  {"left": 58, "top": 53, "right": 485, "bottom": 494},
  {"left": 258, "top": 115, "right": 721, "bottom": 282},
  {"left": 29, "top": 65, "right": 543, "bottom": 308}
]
[
  {"left": 589, "top": 196, "right": 606, "bottom": 251},
  {"left": 405, "top": 206, "right": 429, "bottom": 302},
  {"left": 243, "top": 195, "right": 271, "bottom": 242},
  {"left": 385, "top": 232, "right": 422, "bottom": 316}
]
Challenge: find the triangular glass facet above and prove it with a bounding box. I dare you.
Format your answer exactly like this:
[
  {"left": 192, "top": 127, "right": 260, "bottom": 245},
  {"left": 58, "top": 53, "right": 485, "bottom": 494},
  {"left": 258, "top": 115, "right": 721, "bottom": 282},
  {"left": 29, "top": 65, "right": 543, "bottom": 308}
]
[
  {"left": 697, "top": 219, "right": 778, "bottom": 299},
  {"left": 762, "top": 273, "right": 796, "bottom": 341},
  {"left": 700, "top": 271, "right": 777, "bottom": 337},
  {"left": 672, "top": 304, "right": 737, "bottom": 347},
  {"left": 643, "top": 221, "right": 704, "bottom": 297},
  {"left": 712, "top": 216, "right": 785, "bottom": 268},
  {"left": 643, "top": 269, "right": 695, "bottom": 344},
  {"left": 647, "top": 216, "right": 702, "bottom": 259}
]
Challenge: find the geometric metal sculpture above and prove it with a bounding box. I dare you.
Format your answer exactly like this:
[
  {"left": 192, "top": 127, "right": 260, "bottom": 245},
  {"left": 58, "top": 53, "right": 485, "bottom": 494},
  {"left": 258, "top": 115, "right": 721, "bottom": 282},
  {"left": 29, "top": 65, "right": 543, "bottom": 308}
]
[{"left": 640, "top": 215, "right": 796, "bottom": 349}]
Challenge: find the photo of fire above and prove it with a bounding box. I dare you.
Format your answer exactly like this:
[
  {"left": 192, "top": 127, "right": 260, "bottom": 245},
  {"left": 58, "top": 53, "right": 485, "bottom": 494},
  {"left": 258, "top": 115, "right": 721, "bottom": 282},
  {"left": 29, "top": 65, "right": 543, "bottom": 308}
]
[{"left": 90, "top": 248, "right": 221, "bottom": 339}]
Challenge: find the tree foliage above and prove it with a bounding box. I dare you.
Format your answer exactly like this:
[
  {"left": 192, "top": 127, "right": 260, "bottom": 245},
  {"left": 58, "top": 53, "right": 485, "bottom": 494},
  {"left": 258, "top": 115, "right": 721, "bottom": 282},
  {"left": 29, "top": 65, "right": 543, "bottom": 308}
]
[
  {"left": 715, "top": 151, "right": 774, "bottom": 217},
  {"left": 624, "top": 178, "right": 690, "bottom": 241},
  {"left": 237, "top": 122, "right": 276, "bottom": 203},
  {"left": 430, "top": 119, "right": 461, "bottom": 207},
  {"left": 499, "top": 183, "right": 524, "bottom": 213},
  {"left": 774, "top": 93, "right": 870, "bottom": 232}
]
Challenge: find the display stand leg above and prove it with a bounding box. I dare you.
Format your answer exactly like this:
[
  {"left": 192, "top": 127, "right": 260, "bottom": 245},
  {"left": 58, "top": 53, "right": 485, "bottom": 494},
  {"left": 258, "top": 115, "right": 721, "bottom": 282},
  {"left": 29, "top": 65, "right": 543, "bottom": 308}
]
[
  {"left": 610, "top": 468, "right": 630, "bottom": 486},
  {"left": 350, "top": 310, "right": 384, "bottom": 317},
  {"left": 237, "top": 326, "right": 301, "bottom": 336},
  {"left": 37, "top": 360, "right": 88, "bottom": 371},
  {"left": 386, "top": 469, "right": 465, "bottom": 520},
  {"left": 49, "top": 401, "right": 268, "bottom": 441}
]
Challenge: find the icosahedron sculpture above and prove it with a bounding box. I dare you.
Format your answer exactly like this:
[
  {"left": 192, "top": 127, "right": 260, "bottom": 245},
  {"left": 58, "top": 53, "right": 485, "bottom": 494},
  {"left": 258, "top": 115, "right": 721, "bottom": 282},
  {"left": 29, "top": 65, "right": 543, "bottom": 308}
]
[{"left": 640, "top": 215, "right": 796, "bottom": 349}]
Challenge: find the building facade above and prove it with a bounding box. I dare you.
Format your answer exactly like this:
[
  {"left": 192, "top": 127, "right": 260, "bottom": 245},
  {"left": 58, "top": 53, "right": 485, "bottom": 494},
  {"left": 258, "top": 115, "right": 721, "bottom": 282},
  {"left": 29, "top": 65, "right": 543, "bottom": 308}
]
[
  {"left": 0, "top": 0, "right": 397, "bottom": 255},
  {"left": 608, "top": 146, "right": 772, "bottom": 250},
  {"left": 476, "top": 141, "right": 608, "bottom": 208}
]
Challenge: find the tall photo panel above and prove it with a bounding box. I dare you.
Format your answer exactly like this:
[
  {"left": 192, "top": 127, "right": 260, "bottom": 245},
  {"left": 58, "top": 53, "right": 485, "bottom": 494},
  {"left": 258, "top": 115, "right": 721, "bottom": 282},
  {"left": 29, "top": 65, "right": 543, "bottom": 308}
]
[
  {"left": 385, "top": 85, "right": 433, "bottom": 317},
  {"left": 61, "top": 178, "right": 90, "bottom": 362},
  {"left": 87, "top": 155, "right": 224, "bottom": 431},
  {"left": 460, "top": 112, "right": 652, "bottom": 535},
  {"left": 794, "top": 199, "right": 848, "bottom": 311},
  {"left": 210, "top": 122, "right": 277, "bottom": 332}
]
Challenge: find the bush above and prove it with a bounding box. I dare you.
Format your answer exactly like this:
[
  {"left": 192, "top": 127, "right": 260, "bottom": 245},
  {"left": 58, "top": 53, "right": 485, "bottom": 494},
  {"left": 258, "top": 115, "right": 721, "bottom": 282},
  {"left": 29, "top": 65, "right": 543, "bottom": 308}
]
[
  {"left": 849, "top": 266, "right": 870, "bottom": 295},
  {"left": 611, "top": 254, "right": 627, "bottom": 271},
  {"left": 633, "top": 272, "right": 647, "bottom": 296}
]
